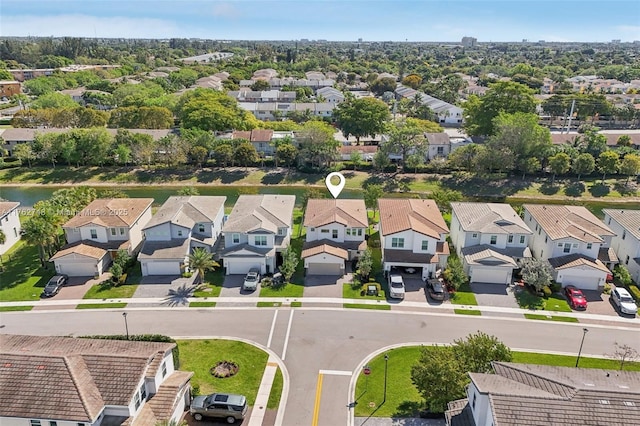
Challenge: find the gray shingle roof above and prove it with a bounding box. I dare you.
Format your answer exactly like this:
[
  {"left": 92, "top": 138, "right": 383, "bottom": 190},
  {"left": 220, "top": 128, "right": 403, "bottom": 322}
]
[
  {"left": 461, "top": 245, "right": 522, "bottom": 267},
  {"left": 138, "top": 238, "right": 191, "bottom": 260},
  {"left": 452, "top": 202, "right": 532, "bottom": 235},
  {"left": 603, "top": 209, "right": 640, "bottom": 240},
  {"left": 223, "top": 195, "right": 295, "bottom": 234},
  {"left": 143, "top": 196, "right": 226, "bottom": 230},
  {"left": 525, "top": 204, "right": 615, "bottom": 242}
]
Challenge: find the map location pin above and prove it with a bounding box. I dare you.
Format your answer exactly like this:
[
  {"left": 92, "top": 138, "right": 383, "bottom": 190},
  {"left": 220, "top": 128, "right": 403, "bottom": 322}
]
[{"left": 325, "top": 172, "right": 346, "bottom": 199}]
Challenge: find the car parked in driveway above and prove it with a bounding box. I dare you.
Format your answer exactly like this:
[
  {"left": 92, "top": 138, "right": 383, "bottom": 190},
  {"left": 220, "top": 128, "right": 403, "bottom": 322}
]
[
  {"left": 242, "top": 268, "right": 261, "bottom": 291},
  {"left": 564, "top": 285, "right": 587, "bottom": 310},
  {"left": 427, "top": 279, "right": 446, "bottom": 301},
  {"left": 388, "top": 274, "right": 405, "bottom": 299},
  {"left": 610, "top": 287, "right": 638, "bottom": 316},
  {"left": 41, "top": 274, "right": 68, "bottom": 297},
  {"left": 190, "top": 392, "right": 248, "bottom": 423}
]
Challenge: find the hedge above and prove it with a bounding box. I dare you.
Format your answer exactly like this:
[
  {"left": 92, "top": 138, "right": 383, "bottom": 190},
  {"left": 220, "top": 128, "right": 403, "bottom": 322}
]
[
  {"left": 626, "top": 285, "right": 640, "bottom": 306},
  {"left": 81, "top": 334, "right": 180, "bottom": 368}
]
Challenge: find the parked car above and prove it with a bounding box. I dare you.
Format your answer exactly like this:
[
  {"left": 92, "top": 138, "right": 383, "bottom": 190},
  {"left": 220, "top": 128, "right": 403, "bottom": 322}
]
[
  {"left": 190, "top": 392, "right": 248, "bottom": 423},
  {"left": 242, "top": 268, "right": 261, "bottom": 291},
  {"left": 427, "top": 279, "right": 446, "bottom": 301},
  {"left": 41, "top": 275, "right": 68, "bottom": 298},
  {"left": 610, "top": 287, "right": 638, "bottom": 316},
  {"left": 564, "top": 285, "right": 587, "bottom": 310},
  {"left": 388, "top": 274, "right": 405, "bottom": 299}
]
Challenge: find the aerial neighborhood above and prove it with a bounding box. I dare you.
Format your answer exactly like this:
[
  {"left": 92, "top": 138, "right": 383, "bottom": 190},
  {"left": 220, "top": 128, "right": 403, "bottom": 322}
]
[{"left": 1, "top": 15, "right": 640, "bottom": 426}]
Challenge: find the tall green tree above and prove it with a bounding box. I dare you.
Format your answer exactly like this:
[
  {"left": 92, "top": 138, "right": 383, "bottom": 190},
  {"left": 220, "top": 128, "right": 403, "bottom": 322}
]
[
  {"left": 13, "top": 143, "right": 36, "bottom": 168},
  {"left": 334, "top": 97, "right": 390, "bottom": 144},
  {"left": 598, "top": 151, "right": 620, "bottom": 183},
  {"left": 279, "top": 246, "right": 299, "bottom": 284},
  {"left": 21, "top": 212, "right": 59, "bottom": 266},
  {"left": 548, "top": 152, "right": 571, "bottom": 184},
  {"left": 521, "top": 258, "right": 553, "bottom": 291},
  {"left": 234, "top": 141, "right": 259, "bottom": 169},
  {"left": 363, "top": 184, "right": 384, "bottom": 213},
  {"left": 619, "top": 154, "right": 640, "bottom": 184},
  {"left": 573, "top": 153, "right": 595, "bottom": 180},
  {"left": 355, "top": 248, "right": 373, "bottom": 281},
  {"left": 297, "top": 121, "right": 339, "bottom": 170},
  {"left": 188, "top": 248, "right": 219, "bottom": 284}
]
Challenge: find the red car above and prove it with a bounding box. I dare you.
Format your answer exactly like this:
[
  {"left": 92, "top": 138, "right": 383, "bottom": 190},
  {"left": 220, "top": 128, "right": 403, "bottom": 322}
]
[{"left": 564, "top": 285, "right": 587, "bottom": 310}]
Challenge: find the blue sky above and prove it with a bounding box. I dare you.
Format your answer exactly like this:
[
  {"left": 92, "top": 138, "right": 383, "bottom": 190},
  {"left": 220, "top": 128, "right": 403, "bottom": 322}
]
[{"left": 1, "top": 0, "right": 639, "bottom": 42}]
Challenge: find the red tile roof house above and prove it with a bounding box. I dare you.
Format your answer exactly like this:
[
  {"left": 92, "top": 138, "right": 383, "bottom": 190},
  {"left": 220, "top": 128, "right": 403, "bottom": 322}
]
[
  {"left": 378, "top": 199, "right": 450, "bottom": 281},
  {"left": 51, "top": 198, "right": 153, "bottom": 277},
  {"left": 0, "top": 334, "right": 193, "bottom": 426}
]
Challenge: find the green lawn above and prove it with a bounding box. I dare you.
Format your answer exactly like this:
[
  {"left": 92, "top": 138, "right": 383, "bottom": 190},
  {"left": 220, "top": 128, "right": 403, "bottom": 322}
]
[
  {"left": 83, "top": 282, "right": 138, "bottom": 299},
  {"left": 177, "top": 339, "right": 269, "bottom": 405},
  {"left": 76, "top": 303, "right": 128, "bottom": 309},
  {"left": 192, "top": 269, "right": 224, "bottom": 298},
  {"left": 343, "top": 283, "right": 386, "bottom": 300},
  {"left": 290, "top": 301, "right": 302, "bottom": 307},
  {"left": 454, "top": 308, "right": 482, "bottom": 315},
  {"left": 449, "top": 283, "right": 478, "bottom": 306},
  {"left": 0, "top": 241, "right": 55, "bottom": 301},
  {"left": 189, "top": 301, "right": 217, "bottom": 308},
  {"left": 354, "top": 346, "right": 640, "bottom": 418},
  {"left": 0, "top": 305, "right": 34, "bottom": 311},
  {"left": 515, "top": 288, "right": 572, "bottom": 312},
  {"left": 524, "top": 313, "right": 579, "bottom": 322},
  {"left": 259, "top": 282, "right": 304, "bottom": 298},
  {"left": 543, "top": 294, "right": 573, "bottom": 312},
  {"left": 344, "top": 303, "right": 391, "bottom": 310},
  {"left": 257, "top": 301, "right": 283, "bottom": 307},
  {"left": 267, "top": 367, "right": 284, "bottom": 410}
]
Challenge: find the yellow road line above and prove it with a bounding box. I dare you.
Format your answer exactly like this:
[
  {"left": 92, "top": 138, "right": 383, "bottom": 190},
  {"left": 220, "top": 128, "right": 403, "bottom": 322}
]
[{"left": 311, "top": 373, "right": 324, "bottom": 426}]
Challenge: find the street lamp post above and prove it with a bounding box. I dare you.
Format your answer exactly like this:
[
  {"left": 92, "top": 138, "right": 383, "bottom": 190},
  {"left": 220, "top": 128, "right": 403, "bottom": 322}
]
[
  {"left": 575, "top": 328, "right": 589, "bottom": 367},
  {"left": 122, "top": 312, "right": 129, "bottom": 340},
  {"left": 383, "top": 354, "right": 389, "bottom": 404}
]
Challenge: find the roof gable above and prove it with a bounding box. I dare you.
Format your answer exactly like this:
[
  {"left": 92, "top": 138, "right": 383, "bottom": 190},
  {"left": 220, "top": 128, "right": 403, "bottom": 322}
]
[
  {"left": 223, "top": 195, "right": 295, "bottom": 234},
  {"left": 63, "top": 198, "right": 153, "bottom": 229},
  {"left": 525, "top": 204, "right": 614, "bottom": 242},
  {"left": 304, "top": 199, "right": 368, "bottom": 228},
  {"left": 378, "top": 198, "right": 449, "bottom": 238},
  {"left": 143, "top": 196, "right": 225, "bottom": 230},
  {"left": 603, "top": 209, "right": 640, "bottom": 240},
  {"left": 452, "top": 202, "right": 532, "bottom": 235}
]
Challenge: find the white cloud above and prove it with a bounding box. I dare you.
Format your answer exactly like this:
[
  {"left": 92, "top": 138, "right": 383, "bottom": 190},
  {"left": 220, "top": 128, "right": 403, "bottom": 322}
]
[{"left": 0, "top": 15, "right": 182, "bottom": 38}]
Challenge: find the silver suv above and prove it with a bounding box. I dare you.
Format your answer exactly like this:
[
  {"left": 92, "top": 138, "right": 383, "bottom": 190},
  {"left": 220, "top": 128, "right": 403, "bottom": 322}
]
[
  {"left": 611, "top": 287, "right": 638, "bottom": 316},
  {"left": 388, "top": 274, "right": 405, "bottom": 299},
  {"left": 190, "top": 393, "right": 247, "bottom": 423},
  {"left": 242, "top": 268, "right": 261, "bottom": 291}
]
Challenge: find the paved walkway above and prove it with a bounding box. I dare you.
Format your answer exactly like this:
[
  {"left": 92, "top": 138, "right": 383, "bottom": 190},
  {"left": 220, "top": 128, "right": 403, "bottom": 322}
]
[{"left": 248, "top": 356, "right": 279, "bottom": 426}]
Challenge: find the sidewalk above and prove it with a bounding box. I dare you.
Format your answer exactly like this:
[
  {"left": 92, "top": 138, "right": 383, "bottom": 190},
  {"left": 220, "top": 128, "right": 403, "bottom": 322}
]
[{"left": 248, "top": 356, "right": 279, "bottom": 426}]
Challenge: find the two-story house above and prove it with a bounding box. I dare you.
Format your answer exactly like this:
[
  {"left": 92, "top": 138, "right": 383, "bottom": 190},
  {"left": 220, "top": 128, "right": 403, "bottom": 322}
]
[
  {"left": 603, "top": 209, "right": 640, "bottom": 283},
  {"left": 51, "top": 198, "right": 153, "bottom": 277},
  {"left": 138, "top": 196, "right": 226, "bottom": 276},
  {"left": 524, "top": 204, "right": 616, "bottom": 290},
  {"left": 446, "top": 362, "right": 640, "bottom": 426},
  {"left": 378, "top": 199, "right": 449, "bottom": 281},
  {"left": 450, "top": 202, "right": 532, "bottom": 284},
  {"left": 0, "top": 201, "right": 21, "bottom": 255},
  {"left": 301, "top": 199, "right": 368, "bottom": 276},
  {"left": 221, "top": 195, "right": 295, "bottom": 275},
  {"left": 0, "top": 334, "right": 193, "bottom": 426}
]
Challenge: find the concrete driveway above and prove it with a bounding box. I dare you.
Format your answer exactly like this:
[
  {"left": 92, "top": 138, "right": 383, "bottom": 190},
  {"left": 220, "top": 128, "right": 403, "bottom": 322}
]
[
  {"left": 580, "top": 288, "right": 630, "bottom": 317},
  {"left": 132, "top": 274, "right": 198, "bottom": 306},
  {"left": 33, "top": 274, "right": 109, "bottom": 310},
  {"left": 470, "top": 282, "right": 519, "bottom": 308},
  {"left": 219, "top": 275, "right": 260, "bottom": 297},
  {"left": 303, "top": 273, "right": 347, "bottom": 298},
  {"left": 402, "top": 276, "right": 429, "bottom": 302}
]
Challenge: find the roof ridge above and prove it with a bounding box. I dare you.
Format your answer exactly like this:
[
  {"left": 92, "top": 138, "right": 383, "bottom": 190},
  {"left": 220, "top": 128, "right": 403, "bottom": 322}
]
[
  {"left": 493, "top": 362, "right": 579, "bottom": 397},
  {"left": 64, "top": 355, "right": 104, "bottom": 422}
]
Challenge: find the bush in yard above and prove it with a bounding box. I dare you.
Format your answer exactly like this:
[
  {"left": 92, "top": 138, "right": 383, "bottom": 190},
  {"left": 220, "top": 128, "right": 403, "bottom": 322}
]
[
  {"left": 110, "top": 263, "right": 123, "bottom": 285},
  {"left": 520, "top": 258, "right": 552, "bottom": 291},
  {"left": 549, "top": 281, "right": 562, "bottom": 293},
  {"left": 603, "top": 282, "right": 613, "bottom": 295},
  {"left": 443, "top": 256, "right": 467, "bottom": 290},
  {"left": 542, "top": 285, "right": 552, "bottom": 298},
  {"left": 614, "top": 264, "right": 632, "bottom": 287},
  {"left": 356, "top": 249, "right": 373, "bottom": 281},
  {"left": 626, "top": 284, "right": 640, "bottom": 305}
]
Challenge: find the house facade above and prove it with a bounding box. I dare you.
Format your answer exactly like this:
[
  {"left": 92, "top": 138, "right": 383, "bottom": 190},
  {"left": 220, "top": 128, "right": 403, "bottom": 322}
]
[
  {"left": 524, "top": 204, "right": 617, "bottom": 290},
  {"left": 301, "top": 199, "right": 368, "bottom": 276},
  {"left": 603, "top": 209, "right": 640, "bottom": 283},
  {"left": 51, "top": 198, "right": 153, "bottom": 277},
  {"left": 221, "top": 195, "right": 295, "bottom": 275},
  {"left": 378, "top": 198, "right": 450, "bottom": 281},
  {"left": 0, "top": 334, "right": 193, "bottom": 426},
  {"left": 450, "top": 202, "right": 532, "bottom": 284},
  {"left": 0, "top": 201, "right": 21, "bottom": 255},
  {"left": 424, "top": 133, "right": 451, "bottom": 160},
  {"left": 139, "top": 196, "right": 226, "bottom": 276}
]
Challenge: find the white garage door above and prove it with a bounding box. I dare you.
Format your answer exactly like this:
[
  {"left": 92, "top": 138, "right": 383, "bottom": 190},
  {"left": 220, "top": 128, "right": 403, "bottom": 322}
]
[
  {"left": 561, "top": 274, "right": 600, "bottom": 290},
  {"left": 225, "top": 258, "right": 263, "bottom": 275},
  {"left": 57, "top": 262, "right": 96, "bottom": 277},
  {"left": 143, "top": 261, "right": 180, "bottom": 276},
  {"left": 307, "top": 262, "right": 343, "bottom": 276},
  {"left": 470, "top": 267, "right": 510, "bottom": 284}
]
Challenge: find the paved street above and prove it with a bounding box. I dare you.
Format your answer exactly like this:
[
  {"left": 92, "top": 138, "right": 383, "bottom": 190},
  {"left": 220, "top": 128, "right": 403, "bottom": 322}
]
[{"left": 1, "top": 307, "right": 638, "bottom": 426}]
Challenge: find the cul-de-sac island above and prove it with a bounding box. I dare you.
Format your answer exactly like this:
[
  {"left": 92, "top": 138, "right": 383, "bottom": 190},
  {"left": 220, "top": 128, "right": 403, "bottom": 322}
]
[{"left": 1, "top": 2, "right": 640, "bottom": 425}]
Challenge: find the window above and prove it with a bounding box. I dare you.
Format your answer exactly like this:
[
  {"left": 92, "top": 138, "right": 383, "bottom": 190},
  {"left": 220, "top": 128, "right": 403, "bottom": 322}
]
[
  {"left": 77, "top": 423, "right": 86, "bottom": 426},
  {"left": 587, "top": 243, "right": 593, "bottom": 250},
  {"left": 520, "top": 235, "right": 525, "bottom": 244},
  {"left": 30, "top": 421, "right": 42, "bottom": 426},
  {"left": 563, "top": 243, "right": 571, "bottom": 253},
  {"left": 490, "top": 235, "right": 497, "bottom": 245},
  {"left": 437, "top": 146, "right": 444, "bottom": 155},
  {"left": 538, "top": 228, "right": 541, "bottom": 235},
  {"left": 278, "top": 228, "right": 286, "bottom": 236},
  {"left": 255, "top": 236, "right": 267, "bottom": 246},
  {"left": 90, "top": 229, "right": 97, "bottom": 239},
  {"left": 540, "top": 250, "right": 544, "bottom": 258},
  {"left": 232, "top": 233, "right": 240, "bottom": 244},
  {"left": 73, "top": 227, "right": 79, "bottom": 233},
  {"left": 139, "top": 383, "right": 147, "bottom": 402},
  {"left": 626, "top": 255, "right": 630, "bottom": 265},
  {"left": 391, "top": 238, "right": 404, "bottom": 248},
  {"left": 472, "top": 393, "right": 476, "bottom": 409},
  {"left": 161, "top": 361, "right": 167, "bottom": 378},
  {"left": 310, "top": 227, "right": 315, "bottom": 232},
  {"left": 472, "top": 233, "right": 478, "bottom": 238},
  {"left": 421, "top": 240, "right": 429, "bottom": 251},
  {"left": 111, "top": 228, "right": 117, "bottom": 236},
  {"left": 177, "top": 230, "right": 183, "bottom": 237},
  {"left": 545, "top": 236, "right": 548, "bottom": 243},
  {"left": 623, "top": 230, "right": 626, "bottom": 240},
  {"left": 332, "top": 229, "right": 338, "bottom": 239},
  {"left": 134, "top": 390, "right": 141, "bottom": 410},
  {"left": 49, "top": 422, "right": 58, "bottom": 426},
  {"left": 508, "top": 235, "right": 513, "bottom": 243},
  {"left": 13, "top": 227, "right": 17, "bottom": 237},
  {"left": 608, "top": 218, "right": 611, "bottom": 225},
  {"left": 120, "top": 228, "right": 125, "bottom": 235},
  {"left": 198, "top": 224, "right": 205, "bottom": 233}
]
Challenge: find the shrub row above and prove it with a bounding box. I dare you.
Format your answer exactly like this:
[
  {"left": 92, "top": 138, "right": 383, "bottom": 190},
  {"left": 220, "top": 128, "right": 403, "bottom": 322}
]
[{"left": 81, "top": 334, "right": 180, "bottom": 368}]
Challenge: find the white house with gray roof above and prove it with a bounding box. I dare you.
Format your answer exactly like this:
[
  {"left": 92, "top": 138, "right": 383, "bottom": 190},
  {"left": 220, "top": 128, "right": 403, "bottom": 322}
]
[
  {"left": 139, "top": 196, "right": 226, "bottom": 276},
  {"left": 524, "top": 204, "right": 617, "bottom": 290},
  {"left": 603, "top": 209, "right": 640, "bottom": 283},
  {"left": 451, "top": 202, "right": 533, "bottom": 284},
  {"left": 0, "top": 201, "right": 21, "bottom": 255},
  {"left": 221, "top": 195, "right": 295, "bottom": 275}
]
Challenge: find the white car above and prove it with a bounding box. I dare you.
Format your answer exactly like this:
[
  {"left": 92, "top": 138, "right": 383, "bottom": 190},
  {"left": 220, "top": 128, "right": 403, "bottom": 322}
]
[
  {"left": 388, "top": 274, "right": 405, "bottom": 299},
  {"left": 611, "top": 287, "right": 638, "bottom": 316},
  {"left": 242, "top": 268, "right": 261, "bottom": 291}
]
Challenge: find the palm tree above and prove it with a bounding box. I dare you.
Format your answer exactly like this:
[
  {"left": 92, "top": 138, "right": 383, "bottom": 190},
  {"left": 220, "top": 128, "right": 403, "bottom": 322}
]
[
  {"left": 21, "top": 215, "right": 59, "bottom": 267},
  {"left": 188, "top": 248, "right": 219, "bottom": 284}
]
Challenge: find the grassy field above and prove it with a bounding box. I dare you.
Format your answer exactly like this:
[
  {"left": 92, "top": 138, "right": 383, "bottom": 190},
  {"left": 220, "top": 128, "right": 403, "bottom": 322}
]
[
  {"left": 343, "top": 283, "right": 387, "bottom": 300},
  {"left": 0, "top": 241, "right": 55, "bottom": 301},
  {"left": 515, "top": 289, "right": 573, "bottom": 312},
  {"left": 192, "top": 269, "right": 224, "bottom": 298},
  {"left": 524, "top": 313, "right": 579, "bottom": 322},
  {"left": 83, "top": 282, "right": 138, "bottom": 299},
  {"left": 290, "top": 301, "right": 302, "bottom": 307},
  {"left": 449, "top": 283, "right": 478, "bottom": 306},
  {"left": 76, "top": 303, "right": 128, "bottom": 309},
  {"left": 177, "top": 339, "right": 269, "bottom": 405},
  {"left": 354, "top": 346, "right": 640, "bottom": 418}
]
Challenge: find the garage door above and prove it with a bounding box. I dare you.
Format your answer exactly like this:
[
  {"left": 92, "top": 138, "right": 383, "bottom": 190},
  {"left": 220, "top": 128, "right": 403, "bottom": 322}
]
[
  {"left": 57, "top": 262, "right": 96, "bottom": 277},
  {"left": 143, "top": 261, "right": 180, "bottom": 276},
  {"left": 561, "top": 274, "right": 600, "bottom": 290},
  {"left": 307, "top": 262, "right": 343, "bottom": 276},
  {"left": 225, "top": 258, "right": 263, "bottom": 275},
  {"left": 470, "top": 267, "right": 510, "bottom": 284}
]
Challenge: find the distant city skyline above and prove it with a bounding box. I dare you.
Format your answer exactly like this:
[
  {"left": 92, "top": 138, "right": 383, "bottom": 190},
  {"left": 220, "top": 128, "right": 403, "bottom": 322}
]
[{"left": 1, "top": 0, "right": 639, "bottom": 43}]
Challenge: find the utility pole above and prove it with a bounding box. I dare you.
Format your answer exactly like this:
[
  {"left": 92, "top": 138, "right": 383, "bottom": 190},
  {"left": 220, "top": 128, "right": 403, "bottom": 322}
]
[{"left": 566, "top": 99, "right": 576, "bottom": 133}]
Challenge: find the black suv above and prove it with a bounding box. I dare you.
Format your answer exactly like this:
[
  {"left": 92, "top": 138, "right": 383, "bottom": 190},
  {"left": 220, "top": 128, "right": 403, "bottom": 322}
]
[{"left": 41, "top": 275, "right": 68, "bottom": 297}]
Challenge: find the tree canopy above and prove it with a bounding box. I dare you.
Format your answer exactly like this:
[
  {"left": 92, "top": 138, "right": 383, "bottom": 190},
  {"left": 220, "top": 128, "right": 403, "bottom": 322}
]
[{"left": 334, "top": 97, "right": 390, "bottom": 143}]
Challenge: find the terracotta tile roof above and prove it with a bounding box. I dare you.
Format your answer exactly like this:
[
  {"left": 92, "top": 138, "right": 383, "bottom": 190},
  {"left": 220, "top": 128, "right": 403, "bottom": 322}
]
[
  {"left": 0, "top": 335, "right": 176, "bottom": 423},
  {"left": 0, "top": 201, "right": 19, "bottom": 218},
  {"left": 143, "top": 196, "right": 226, "bottom": 230},
  {"left": 303, "top": 199, "right": 368, "bottom": 228},
  {"left": 339, "top": 145, "right": 378, "bottom": 154},
  {"left": 603, "top": 208, "right": 640, "bottom": 240},
  {"left": 524, "top": 204, "right": 614, "bottom": 242},
  {"left": 378, "top": 198, "right": 449, "bottom": 238},
  {"left": 138, "top": 370, "right": 193, "bottom": 425},
  {"left": 63, "top": 198, "right": 153, "bottom": 229},
  {"left": 223, "top": 195, "right": 295, "bottom": 234},
  {"left": 50, "top": 241, "right": 109, "bottom": 260},
  {"left": 232, "top": 130, "right": 252, "bottom": 140},
  {"left": 451, "top": 202, "right": 532, "bottom": 235},
  {"left": 301, "top": 240, "right": 349, "bottom": 260},
  {"left": 250, "top": 129, "right": 274, "bottom": 142},
  {"left": 548, "top": 253, "right": 611, "bottom": 273}
]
